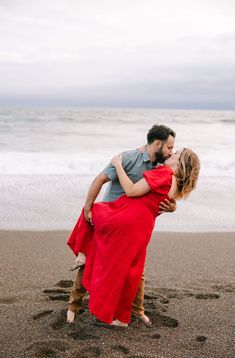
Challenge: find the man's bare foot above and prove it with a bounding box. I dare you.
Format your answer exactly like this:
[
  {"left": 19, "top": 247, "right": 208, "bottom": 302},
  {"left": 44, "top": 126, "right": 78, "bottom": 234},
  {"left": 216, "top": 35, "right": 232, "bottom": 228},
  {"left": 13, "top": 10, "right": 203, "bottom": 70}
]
[
  {"left": 67, "top": 310, "right": 75, "bottom": 323},
  {"left": 111, "top": 319, "right": 128, "bottom": 327},
  {"left": 134, "top": 313, "right": 152, "bottom": 325}
]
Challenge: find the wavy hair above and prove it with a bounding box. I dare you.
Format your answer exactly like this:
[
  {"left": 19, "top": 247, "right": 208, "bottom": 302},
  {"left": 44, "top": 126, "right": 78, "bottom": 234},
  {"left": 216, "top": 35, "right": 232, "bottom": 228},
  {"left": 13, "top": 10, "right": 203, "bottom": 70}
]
[{"left": 175, "top": 148, "right": 200, "bottom": 199}]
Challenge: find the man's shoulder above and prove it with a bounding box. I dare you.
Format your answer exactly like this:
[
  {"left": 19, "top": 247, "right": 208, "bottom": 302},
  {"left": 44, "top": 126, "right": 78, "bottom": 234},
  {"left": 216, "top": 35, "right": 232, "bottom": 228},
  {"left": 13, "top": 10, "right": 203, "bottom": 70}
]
[
  {"left": 122, "top": 149, "right": 141, "bottom": 159},
  {"left": 121, "top": 149, "right": 147, "bottom": 168}
]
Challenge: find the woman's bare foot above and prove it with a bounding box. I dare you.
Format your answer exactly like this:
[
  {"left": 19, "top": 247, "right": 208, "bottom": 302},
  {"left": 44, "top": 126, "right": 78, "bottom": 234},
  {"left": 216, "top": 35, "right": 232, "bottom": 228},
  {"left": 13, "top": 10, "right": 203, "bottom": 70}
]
[
  {"left": 69, "top": 252, "right": 87, "bottom": 271},
  {"left": 67, "top": 310, "right": 75, "bottom": 323},
  {"left": 111, "top": 319, "right": 128, "bottom": 327}
]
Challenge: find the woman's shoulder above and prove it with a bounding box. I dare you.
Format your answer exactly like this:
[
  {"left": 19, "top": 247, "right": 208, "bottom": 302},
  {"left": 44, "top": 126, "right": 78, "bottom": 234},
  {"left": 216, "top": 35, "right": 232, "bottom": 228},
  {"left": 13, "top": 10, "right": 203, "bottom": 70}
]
[
  {"left": 151, "top": 165, "right": 173, "bottom": 175},
  {"left": 143, "top": 165, "right": 173, "bottom": 193}
]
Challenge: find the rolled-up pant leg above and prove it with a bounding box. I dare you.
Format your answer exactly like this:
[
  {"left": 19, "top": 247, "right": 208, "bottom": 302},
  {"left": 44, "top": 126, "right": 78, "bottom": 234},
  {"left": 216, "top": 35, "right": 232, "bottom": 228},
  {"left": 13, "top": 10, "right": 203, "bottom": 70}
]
[
  {"left": 68, "top": 266, "right": 87, "bottom": 313},
  {"left": 68, "top": 266, "right": 145, "bottom": 316},
  {"left": 132, "top": 272, "right": 145, "bottom": 316}
]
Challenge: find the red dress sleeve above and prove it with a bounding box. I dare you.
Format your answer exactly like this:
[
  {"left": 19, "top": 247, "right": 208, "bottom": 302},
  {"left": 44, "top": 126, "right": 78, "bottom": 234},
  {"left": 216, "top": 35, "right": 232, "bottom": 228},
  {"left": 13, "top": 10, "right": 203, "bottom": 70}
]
[{"left": 143, "top": 166, "right": 173, "bottom": 195}]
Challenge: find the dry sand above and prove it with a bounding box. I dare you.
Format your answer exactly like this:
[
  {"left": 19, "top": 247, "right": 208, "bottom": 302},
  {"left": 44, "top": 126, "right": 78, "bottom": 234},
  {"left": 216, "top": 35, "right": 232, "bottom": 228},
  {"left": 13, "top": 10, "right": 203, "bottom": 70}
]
[{"left": 0, "top": 231, "right": 234, "bottom": 358}]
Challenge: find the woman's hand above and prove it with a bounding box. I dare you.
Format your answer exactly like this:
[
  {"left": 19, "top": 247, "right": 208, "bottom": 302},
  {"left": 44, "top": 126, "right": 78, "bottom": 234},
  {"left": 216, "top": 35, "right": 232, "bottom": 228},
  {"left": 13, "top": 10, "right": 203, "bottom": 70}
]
[
  {"left": 137, "top": 144, "right": 147, "bottom": 153},
  {"left": 110, "top": 154, "right": 122, "bottom": 167}
]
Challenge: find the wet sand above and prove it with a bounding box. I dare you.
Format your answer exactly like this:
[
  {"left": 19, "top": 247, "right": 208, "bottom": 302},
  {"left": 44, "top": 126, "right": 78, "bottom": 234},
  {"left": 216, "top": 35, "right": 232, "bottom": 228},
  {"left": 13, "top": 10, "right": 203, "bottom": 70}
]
[{"left": 0, "top": 231, "right": 234, "bottom": 358}]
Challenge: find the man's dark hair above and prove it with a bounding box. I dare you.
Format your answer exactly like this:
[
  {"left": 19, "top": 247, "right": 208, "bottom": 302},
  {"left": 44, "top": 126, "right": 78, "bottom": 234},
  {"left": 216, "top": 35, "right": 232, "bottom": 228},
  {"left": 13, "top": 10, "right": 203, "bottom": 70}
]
[{"left": 147, "top": 124, "right": 176, "bottom": 144}]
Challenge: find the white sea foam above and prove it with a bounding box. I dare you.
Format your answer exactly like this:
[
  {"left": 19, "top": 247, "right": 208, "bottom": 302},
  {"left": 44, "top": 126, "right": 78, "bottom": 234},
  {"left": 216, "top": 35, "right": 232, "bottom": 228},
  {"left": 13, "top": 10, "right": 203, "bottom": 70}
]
[
  {"left": 0, "top": 107, "right": 235, "bottom": 231},
  {"left": 1, "top": 174, "right": 234, "bottom": 232},
  {"left": 0, "top": 152, "right": 108, "bottom": 175},
  {"left": 0, "top": 151, "right": 234, "bottom": 178}
]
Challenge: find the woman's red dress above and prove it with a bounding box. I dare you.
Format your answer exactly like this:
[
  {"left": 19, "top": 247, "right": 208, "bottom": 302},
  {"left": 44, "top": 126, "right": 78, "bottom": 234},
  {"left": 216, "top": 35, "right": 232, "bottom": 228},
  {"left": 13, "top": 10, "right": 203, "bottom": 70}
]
[{"left": 67, "top": 166, "right": 173, "bottom": 324}]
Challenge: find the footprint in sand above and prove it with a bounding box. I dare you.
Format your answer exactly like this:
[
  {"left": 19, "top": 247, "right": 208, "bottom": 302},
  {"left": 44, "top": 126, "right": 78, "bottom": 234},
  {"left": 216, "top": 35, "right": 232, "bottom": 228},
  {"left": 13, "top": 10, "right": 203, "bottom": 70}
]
[
  {"left": 69, "top": 346, "right": 101, "bottom": 357},
  {"left": 43, "top": 288, "right": 70, "bottom": 302},
  {"left": 145, "top": 300, "right": 169, "bottom": 312},
  {"left": 142, "top": 289, "right": 179, "bottom": 328},
  {"left": 211, "top": 284, "right": 234, "bottom": 293},
  {"left": 56, "top": 280, "right": 73, "bottom": 288},
  {"left": 149, "top": 332, "right": 161, "bottom": 339},
  {"left": 0, "top": 296, "right": 17, "bottom": 304},
  {"left": 48, "top": 294, "right": 70, "bottom": 301},
  {"left": 146, "top": 287, "right": 186, "bottom": 299},
  {"left": 196, "top": 335, "right": 207, "bottom": 342},
  {"left": 68, "top": 329, "right": 99, "bottom": 341},
  {"left": 112, "top": 345, "right": 130, "bottom": 355},
  {"left": 179, "top": 336, "right": 208, "bottom": 353},
  {"left": 147, "top": 311, "right": 179, "bottom": 328},
  {"left": 25, "top": 339, "right": 69, "bottom": 357},
  {"left": 144, "top": 300, "right": 160, "bottom": 311},
  {"left": 159, "top": 297, "right": 169, "bottom": 304},
  {"left": 43, "top": 288, "right": 69, "bottom": 294},
  {"left": 33, "top": 310, "right": 54, "bottom": 320},
  {"left": 144, "top": 293, "right": 159, "bottom": 299},
  {"left": 42, "top": 281, "right": 73, "bottom": 302},
  {"left": 50, "top": 309, "right": 68, "bottom": 330},
  {"left": 195, "top": 293, "right": 220, "bottom": 299},
  {"left": 128, "top": 356, "right": 155, "bottom": 358}
]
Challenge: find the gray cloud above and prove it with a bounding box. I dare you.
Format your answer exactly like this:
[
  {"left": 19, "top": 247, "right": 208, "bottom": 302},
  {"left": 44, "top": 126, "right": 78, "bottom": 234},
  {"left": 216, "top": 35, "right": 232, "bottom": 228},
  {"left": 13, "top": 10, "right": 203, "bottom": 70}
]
[{"left": 0, "top": 0, "right": 235, "bottom": 108}]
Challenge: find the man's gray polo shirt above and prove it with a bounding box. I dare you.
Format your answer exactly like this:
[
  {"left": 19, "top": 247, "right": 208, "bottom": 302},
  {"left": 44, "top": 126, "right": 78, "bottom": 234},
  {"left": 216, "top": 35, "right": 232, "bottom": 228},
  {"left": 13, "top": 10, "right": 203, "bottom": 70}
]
[{"left": 102, "top": 149, "right": 154, "bottom": 202}]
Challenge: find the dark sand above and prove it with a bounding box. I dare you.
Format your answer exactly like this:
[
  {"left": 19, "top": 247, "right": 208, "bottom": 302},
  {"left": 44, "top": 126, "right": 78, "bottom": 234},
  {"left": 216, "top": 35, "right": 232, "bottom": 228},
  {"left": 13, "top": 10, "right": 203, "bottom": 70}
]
[{"left": 0, "top": 231, "right": 234, "bottom": 358}]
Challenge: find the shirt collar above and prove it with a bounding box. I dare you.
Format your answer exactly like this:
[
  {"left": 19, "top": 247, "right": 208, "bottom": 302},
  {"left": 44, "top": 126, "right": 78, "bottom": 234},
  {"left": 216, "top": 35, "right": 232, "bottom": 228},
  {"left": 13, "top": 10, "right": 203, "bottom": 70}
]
[{"left": 143, "top": 150, "right": 151, "bottom": 163}]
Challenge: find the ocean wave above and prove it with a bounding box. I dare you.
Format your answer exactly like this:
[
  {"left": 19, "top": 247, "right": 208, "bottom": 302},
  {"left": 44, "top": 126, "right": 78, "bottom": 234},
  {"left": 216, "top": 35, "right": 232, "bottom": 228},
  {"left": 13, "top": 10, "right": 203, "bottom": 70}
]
[
  {"left": 0, "top": 152, "right": 234, "bottom": 178},
  {"left": 0, "top": 174, "right": 234, "bottom": 231},
  {"left": 0, "top": 152, "right": 108, "bottom": 175},
  {"left": 219, "top": 118, "right": 235, "bottom": 124}
]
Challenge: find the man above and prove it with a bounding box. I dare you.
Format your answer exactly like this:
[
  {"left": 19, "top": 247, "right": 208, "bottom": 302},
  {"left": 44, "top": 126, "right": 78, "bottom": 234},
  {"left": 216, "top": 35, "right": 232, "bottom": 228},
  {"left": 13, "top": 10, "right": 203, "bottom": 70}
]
[{"left": 67, "top": 124, "right": 176, "bottom": 324}]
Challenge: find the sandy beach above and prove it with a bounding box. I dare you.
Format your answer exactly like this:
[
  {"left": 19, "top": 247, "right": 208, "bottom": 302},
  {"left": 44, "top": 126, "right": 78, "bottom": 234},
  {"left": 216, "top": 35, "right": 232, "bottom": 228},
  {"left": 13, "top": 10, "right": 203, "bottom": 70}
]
[{"left": 0, "top": 230, "right": 234, "bottom": 358}]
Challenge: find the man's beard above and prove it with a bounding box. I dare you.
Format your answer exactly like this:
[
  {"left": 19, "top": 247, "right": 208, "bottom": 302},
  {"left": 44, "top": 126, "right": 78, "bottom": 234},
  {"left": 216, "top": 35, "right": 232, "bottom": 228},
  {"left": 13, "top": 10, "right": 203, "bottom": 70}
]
[{"left": 153, "top": 146, "right": 167, "bottom": 165}]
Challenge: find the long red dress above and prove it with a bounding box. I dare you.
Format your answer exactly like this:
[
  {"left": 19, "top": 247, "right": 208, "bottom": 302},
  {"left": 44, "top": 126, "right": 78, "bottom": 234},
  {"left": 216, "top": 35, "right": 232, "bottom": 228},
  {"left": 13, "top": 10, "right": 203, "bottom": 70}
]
[{"left": 67, "top": 165, "right": 173, "bottom": 324}]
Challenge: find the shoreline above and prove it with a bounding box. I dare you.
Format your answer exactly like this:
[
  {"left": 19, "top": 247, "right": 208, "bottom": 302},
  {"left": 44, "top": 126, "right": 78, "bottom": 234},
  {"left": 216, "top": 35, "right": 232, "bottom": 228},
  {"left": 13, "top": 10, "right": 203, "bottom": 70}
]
[
  {"left": 0, "top": 230, "right": 234, "bottom": 357},
  {"left": 1, "top": 174, "right": 235, "bottom": 233},
  {"left": 0, "top": 229, "right": 234, "bottom": 233}
]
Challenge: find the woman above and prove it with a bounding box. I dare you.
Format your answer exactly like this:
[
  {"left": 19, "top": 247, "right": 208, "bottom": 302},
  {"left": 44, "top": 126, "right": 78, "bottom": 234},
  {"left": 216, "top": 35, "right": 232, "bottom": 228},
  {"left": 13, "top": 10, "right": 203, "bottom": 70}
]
[{"left": 67, "top": 148, "right": 200, "bottom": 326}]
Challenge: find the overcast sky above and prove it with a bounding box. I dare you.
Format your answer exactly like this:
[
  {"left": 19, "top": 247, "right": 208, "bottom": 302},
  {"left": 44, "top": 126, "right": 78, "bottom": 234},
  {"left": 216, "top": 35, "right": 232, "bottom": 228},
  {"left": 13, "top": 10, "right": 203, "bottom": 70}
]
[{"left": 0, "top": 0, "right": 235, "bottom": 108}]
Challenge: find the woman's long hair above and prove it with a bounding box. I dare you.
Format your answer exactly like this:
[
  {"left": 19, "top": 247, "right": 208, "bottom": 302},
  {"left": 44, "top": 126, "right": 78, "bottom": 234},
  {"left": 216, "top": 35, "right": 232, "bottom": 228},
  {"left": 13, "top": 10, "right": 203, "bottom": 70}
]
[{"left": 175, "top": 149, "right": 200, "bottom": 199}]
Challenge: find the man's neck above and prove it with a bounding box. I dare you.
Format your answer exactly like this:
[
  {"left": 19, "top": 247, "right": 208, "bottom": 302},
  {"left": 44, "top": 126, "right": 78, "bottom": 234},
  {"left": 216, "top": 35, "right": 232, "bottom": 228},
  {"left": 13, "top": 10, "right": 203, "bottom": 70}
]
[{"left": 146, "top": 144, "right": 156, "bottom": 163}]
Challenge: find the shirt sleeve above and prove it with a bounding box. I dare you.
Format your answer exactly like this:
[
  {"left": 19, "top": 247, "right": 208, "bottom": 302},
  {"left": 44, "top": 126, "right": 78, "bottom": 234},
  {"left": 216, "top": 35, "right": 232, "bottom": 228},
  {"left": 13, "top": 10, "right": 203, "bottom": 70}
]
[
  {"left": 143, "top": 166, "right": 173, "bottom": 195},
  {"left": 102, "top": 151, "right": 136, "bottom": 181}
]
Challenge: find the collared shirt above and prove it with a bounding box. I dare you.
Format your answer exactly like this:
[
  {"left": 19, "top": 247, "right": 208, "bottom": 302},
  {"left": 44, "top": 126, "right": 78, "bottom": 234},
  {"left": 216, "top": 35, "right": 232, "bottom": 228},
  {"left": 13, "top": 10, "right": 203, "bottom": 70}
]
[{"left": 102, "top": 149, "right": 154, "bottom": 202}]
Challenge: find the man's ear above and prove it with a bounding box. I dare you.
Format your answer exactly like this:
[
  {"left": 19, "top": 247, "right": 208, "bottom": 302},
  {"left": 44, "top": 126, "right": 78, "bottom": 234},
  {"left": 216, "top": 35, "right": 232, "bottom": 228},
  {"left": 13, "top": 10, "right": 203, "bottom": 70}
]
[{"left": 153, "top": 139, "right": 162, "bottom": 151}]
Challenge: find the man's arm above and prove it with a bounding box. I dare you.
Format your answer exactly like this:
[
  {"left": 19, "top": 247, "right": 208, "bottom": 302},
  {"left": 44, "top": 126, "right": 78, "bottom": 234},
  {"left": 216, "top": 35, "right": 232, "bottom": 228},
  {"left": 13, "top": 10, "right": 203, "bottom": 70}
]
[
  {"left": 84, "top": 151, "right": 135, "bottom": 223},
  {"left": 84, "top": 172, "right": 110, "bottom": 224}
]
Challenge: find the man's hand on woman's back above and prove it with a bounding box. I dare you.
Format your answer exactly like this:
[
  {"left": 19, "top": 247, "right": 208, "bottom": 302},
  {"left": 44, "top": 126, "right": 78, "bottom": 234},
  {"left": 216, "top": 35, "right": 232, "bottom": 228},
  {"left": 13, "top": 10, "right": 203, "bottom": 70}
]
[{"left": 158, "top": 198, "right": 176, "bottom": 214}]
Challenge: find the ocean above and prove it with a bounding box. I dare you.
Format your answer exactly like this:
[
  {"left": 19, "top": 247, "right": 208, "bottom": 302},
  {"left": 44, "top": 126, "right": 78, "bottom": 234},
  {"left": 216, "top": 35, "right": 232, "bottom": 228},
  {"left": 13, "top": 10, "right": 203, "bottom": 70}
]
[{"left": 1, "top": 107, "right": 235, "bottom": 232}]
